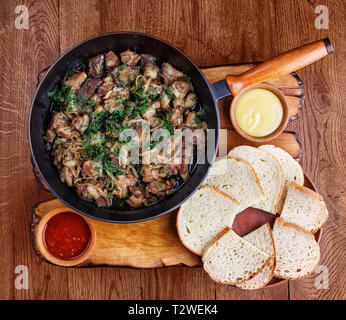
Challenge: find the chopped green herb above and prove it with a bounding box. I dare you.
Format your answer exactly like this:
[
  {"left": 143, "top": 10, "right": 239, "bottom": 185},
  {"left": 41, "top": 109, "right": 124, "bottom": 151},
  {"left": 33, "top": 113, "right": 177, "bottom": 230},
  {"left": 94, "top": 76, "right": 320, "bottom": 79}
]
[
  {"left": 196, "top": 109, "right": 207, "bottom": 124},
  {"left": 183, "top": 75, "right": 191, "bottom": 82},
  {"left": 165, "top": 88, "right": 175, "bottom": 99}
]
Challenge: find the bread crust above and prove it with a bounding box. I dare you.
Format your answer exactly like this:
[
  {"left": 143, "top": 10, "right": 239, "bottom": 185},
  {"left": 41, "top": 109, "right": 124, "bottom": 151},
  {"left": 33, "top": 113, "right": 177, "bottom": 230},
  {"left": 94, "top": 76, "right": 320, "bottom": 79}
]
[
  {"left": 289, "top": 181, "right": 325, "bottom": 202},
  {"left": 273, "top": 217, "right": 320, "bottom": 280},
  {"left": 259, "top": 150, "right": 285, "bottom": 214},
  {"left": 285, "top": 182, "right": 328, "bottom": 233},
  {"left": 213, "top": 156, "right": 265, "bottom": 197},
  {"left": 237, "top": 223, "right": 276, "bottom": 289},
  {"left": 202, "top": 227, "right": 272, "bottom": 285}
]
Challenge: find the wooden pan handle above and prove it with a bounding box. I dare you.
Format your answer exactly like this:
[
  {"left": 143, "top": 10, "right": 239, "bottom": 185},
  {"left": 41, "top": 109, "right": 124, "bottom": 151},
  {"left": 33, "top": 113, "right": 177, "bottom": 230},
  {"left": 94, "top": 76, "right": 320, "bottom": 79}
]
[{"left": 226, "top": 38, "right": 334, "bottom": 96}]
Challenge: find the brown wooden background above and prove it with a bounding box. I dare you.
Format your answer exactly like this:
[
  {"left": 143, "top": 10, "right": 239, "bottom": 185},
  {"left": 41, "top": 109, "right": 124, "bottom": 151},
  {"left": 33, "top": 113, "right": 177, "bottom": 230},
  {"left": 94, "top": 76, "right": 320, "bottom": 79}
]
[{"left": 0, "top": 0, "right": 345, "bottom": 300}]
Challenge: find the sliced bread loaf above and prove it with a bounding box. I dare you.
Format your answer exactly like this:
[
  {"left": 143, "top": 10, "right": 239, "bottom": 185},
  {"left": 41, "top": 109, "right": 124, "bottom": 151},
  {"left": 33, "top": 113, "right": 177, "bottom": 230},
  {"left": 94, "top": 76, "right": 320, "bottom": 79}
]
[
  {"left": 236, "top": 223, "right": 276, "bottom": 289},
  {"left": 280, "top": 182, "right": 328, "bottom": 233},
  {"left": 203, "top": 156, "right": 264, "bottom": 212},
  {"left": 228, "top": 146, "right": 284, "bottom": 214},
  {"left": 202, "top": 227, "right": 271, "bottom": 285},
  {"left": 177, "top": 186, "right": 241, "bottom": 256},
  {"left": 273, "top": 217, "right": 320, "bottom": 279},
  {"left": 259, "top": 144, "right": 304, "bottom": 213}
]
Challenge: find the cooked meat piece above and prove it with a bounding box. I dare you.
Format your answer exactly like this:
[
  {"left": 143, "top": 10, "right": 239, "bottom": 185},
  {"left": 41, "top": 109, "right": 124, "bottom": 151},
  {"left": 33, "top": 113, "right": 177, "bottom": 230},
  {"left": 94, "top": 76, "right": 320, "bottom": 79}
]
[
  {"left": 63, "top": 167, "right": 74, "bottom": 187},
  {"left": 77, "top": 78, "right": 102, "bottom": 100},
  {"left": 88, "top": 54, "right": 105, "bottom": 78},
  {"left": 172, "top": 80, "right": 190, "bottom": 98},
  {"left": 144, "top": 61, "right": 159, "bottom": 79},
  {"left": 126, "top": 185, "right": 149, "bottom": 208},
  {"left": 161, "top": 63, "right": 184, "bottom": 83},
  {"left": 49, "top": 112, "right": 69, "bottom": 130},
  {"left": 46, "top": 128, "right": 56, "bottom": 143},
  {"left": 185, "top": 111, "right": 198, "bottom": 128},
  {"left": 96, "top": 78, "right": 114, "bottom": 97},
  {"left": 105, "top": 50, "right": 120, "bottom": 69},
  {"left": 83, "top": 160, "right": 102, "bottom": 177},
  {"left": 104, "top": 98, "right": 124, "bottom": 113},
  {"left": 170, "top": 106, "right": 184, "bottom": 127},
  {"left": 56, "top": 126, "right": 75, "bottom": 138},
  {"left": 126, "top": 194, "right": 143, "bottom": 207},
  {"left": 108, "top": 152, "right": 121, "bottom": 167},
  {"left": 117, "top": 66, "right": 140, "bottom": 85},
  {"left": 160, "top": 92, "right": 171, "bottom": 110},
  {"left": 148, "top": 79, "right": 163, "bottom": 98},
  {"left": 53, "top": 148, "right": 64, "bottom": 169},
  {"left": 146, "top": 179, "right": 176, "bottom": 197},
  {"left": 173, "top": 96, "right": 185, "bottom": 108},
  {"left": 140, "top": 54, "right": 156, "bottom": 67},
  {"left": 104, "top": 85, "right": 130, "bottom": 100},
  {"left": 95, "top": 196, "right": 108, "bottom": 207},
  {"left": 90, "top": 94, "right": 102, "bottom": 104},
  {"left": 86, "top": 185, "right": 108, "bottom": 207},
  {"left": 94, "top": 104, "right": 105, "bottom": 113},
  {"left": 64, "top": 72, "right": 87, "bottom": 91},
  {"left": 141, "top": 101, "right": 161, "bottom": 121},
  {"left": 176, "top": 163, "right": 189, "bottom": 181},
  {"left": 88, "top": 132, "right": 104, "bottom": 146},
  {"left": 141, "top": 163, "right": 177, "bottom": 183},
  {"left": 184, "top": 92, "right": 197, "bottom": 109},
  {"left": 72, "top": 114, "right": 89, "bottom": 133},
  {"left": 76, "top": 183, "right": 92, "bottom": 200},
  {"left": 120, "top": 49, "right": 141, "bottom": 66},
  {"left": 112, "top": 174, "right": 138, "bottom": 198}
]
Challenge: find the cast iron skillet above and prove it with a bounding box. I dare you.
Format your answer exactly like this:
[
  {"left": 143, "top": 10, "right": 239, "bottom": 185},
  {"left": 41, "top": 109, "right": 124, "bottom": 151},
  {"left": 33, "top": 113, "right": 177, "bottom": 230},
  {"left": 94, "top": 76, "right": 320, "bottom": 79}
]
[
  {"left": 30, "top": 32, "right": 333, "bottom": 223},
  {"left": 29, "top": 32, "right": 222, "bottom": 223}
]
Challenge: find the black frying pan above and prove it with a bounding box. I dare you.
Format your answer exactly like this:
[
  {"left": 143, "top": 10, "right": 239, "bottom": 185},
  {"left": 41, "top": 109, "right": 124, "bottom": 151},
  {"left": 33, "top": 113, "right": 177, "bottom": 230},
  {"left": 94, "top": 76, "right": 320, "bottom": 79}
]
[
  {"left": 29, "top": 32, "right": 221, "bottom": 223},
  {"left": 29, "top": 32, "right": 333, "bottom": 223}
]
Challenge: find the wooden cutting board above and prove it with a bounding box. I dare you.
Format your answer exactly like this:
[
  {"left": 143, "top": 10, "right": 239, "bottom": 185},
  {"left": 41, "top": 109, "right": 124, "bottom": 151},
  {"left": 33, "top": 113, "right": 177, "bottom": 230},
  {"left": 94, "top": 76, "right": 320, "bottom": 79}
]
[{"left": 30, "top": 64, "right": 305, "bottom": 269}]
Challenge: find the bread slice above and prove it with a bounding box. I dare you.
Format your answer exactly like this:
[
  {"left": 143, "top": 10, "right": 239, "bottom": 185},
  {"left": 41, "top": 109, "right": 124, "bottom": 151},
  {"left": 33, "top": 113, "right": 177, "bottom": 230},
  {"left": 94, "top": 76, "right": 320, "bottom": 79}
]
[
  {"left": 273, "top": 217, "right": 320, "bottom": 279},
  {"left": 258, "top": 144, "right": 304, "bottom": 213},
  {"left": 202, "top": 227, "right": 271, "bottom": 285},
  {"left": 236, "top": 223, "right": 276, "bottom": 289},
  {"left": 280, "top": 182, "right": 328, "bottom": 233},
  {"left": 228, "top": 146, "right": 284, "bottom": 214},
  {"left": 203, "top": 156, "right": 264, "bottom": 212},
  {"left": 177, "top": 186, "right": 241, "bottom": 256}
]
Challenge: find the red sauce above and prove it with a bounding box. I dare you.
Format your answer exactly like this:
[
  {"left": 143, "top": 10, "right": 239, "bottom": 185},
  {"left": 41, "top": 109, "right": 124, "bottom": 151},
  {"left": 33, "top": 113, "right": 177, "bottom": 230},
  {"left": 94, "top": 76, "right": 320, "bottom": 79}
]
[{"left": 43, "top": 212, "right": 91, "bottom": 260}]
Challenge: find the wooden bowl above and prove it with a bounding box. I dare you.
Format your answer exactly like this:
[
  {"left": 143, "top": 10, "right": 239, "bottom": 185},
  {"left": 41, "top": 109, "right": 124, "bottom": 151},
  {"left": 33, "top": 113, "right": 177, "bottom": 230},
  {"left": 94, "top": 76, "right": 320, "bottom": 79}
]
[
  {"left": 230, "top": 83, "right": 289, "bottom": 143},
  {"left": 34, "top": 207, "right": 97, "bottom": 267}
]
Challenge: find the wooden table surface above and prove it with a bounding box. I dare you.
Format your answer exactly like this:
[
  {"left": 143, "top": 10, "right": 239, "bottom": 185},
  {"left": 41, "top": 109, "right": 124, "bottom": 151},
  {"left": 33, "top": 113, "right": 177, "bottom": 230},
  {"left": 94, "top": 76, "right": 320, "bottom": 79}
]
[{"left": 0, "top": 0, "right": 345, "bottom": 300}]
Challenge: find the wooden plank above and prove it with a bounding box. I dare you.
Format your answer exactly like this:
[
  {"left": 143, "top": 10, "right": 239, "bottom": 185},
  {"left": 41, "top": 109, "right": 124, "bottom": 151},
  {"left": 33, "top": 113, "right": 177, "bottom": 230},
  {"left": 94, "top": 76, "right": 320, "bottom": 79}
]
[
  {"left": 31, "top": 199, "right": 200, "bottom": 268},
  {"left": 67, "top": 268, "right": 142, "bottom": 299},
  {"left": 219, "top": 129, "right": 302, "bottom": 160},
  {"left": 59, "top": 0, "right": 101, "bottom": 53},
  {"left": 140, "top": 267, "right": 215, "bottom": 299},
  {"left": 0, "top": 0, "right": 343, "bottom": 301},
  {"left": 0, "top": 0, "right": 63, "bottom": 299},
  {"left": 274, "top": 0, "right": 346, "bottom": 300}
]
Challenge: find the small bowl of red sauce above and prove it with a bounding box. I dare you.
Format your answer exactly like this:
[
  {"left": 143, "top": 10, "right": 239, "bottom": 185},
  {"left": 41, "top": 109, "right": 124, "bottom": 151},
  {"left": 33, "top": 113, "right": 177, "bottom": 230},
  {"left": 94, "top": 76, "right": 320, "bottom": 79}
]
[{"left": 35, "top": 207, "right": 97, "bottom": 266}]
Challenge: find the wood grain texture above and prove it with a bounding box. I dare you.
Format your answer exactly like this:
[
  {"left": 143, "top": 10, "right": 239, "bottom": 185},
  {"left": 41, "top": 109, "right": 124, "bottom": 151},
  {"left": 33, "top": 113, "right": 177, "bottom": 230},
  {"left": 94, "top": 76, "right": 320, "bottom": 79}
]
[
  {"left": 273, "top": 0, "right": 346, "bottom": 300},
  {"left": 31, "top": 199, "right": 200, "bottom": 268},
  {"left": 0, "top": 0, "right": 344, "bottom": 300}
]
